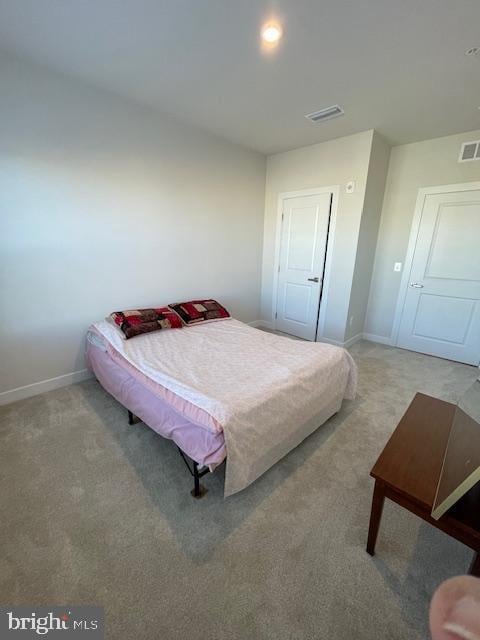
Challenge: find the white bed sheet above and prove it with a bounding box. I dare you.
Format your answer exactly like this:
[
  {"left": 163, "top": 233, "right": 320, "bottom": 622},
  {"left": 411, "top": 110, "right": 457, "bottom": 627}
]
[{"left": 94, "top": 318, "right": 357, "bottom": 496}]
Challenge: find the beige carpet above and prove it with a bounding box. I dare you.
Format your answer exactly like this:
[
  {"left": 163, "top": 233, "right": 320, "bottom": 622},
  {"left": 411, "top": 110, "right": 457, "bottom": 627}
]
[{"left": 0, "top": 340, "right": 478, "bottom": 639}]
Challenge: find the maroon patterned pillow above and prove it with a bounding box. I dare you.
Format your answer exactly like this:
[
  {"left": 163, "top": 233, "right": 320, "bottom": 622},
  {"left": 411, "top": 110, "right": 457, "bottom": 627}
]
[
  {"left": 168, "top": 299, "right": 230, "bottom": 326},
  {"left": 109, "top": 307, "right": 183, "bottom": 339}
]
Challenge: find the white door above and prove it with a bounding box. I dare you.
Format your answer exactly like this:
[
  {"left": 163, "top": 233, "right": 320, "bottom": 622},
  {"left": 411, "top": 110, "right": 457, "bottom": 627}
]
[
  {"left": 397, "top": 188, "right": 480, "bottom": 365},
  {"left": 275, "top": 192, "right": 332, "bottom": 340}
]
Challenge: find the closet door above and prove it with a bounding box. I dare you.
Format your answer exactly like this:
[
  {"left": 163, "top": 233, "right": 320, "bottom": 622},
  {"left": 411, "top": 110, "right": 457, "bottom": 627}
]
[{"left": 275, "top": 192, "right": 332, "bottom": 341}]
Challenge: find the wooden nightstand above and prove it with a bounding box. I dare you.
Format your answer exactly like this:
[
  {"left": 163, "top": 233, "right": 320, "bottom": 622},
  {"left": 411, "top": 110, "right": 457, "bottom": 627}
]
[{"left": 367, "top": 392, "right": 480, "bottom": 575}]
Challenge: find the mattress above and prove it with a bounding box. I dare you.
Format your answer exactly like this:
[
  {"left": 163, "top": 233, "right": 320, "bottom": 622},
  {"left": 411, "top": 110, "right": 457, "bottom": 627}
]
[
  {"left": 90, "top": 319, "right": 357, "bottom": 496},
  {"left": 86, "top": 340, "right": 226, "bottom": 467}
]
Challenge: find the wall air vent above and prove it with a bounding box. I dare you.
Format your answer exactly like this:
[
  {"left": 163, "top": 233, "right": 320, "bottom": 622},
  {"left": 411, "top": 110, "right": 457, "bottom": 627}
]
[
  {"left": 459, "top": 140, "right": 480, "bottom": 162},
  {"left": 305, "top": 105, "right": 344, "bottom": 123}
]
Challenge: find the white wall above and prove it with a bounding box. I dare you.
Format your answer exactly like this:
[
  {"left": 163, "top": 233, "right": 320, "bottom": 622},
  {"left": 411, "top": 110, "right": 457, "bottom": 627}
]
[
  {"left": 365, "top": 129, "right": 480, "bottom": 340},
  {"left": 346, "top": 132, "right": 390, "bottom": 340},
  {"left": 0, "top": 53, "right": 266, "bottom": 398},
  {"left": 260, "top": 130, "right": 373, "bottom": 343}
]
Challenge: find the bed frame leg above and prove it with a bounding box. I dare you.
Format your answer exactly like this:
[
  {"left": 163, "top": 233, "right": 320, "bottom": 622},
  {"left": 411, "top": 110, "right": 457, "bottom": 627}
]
[
  {"left": 191, "top": 461, "right": 207, "bottom": 499},
  {"left": 127, "top": 410, "right": 141, "bottom": 425},
  {"left": 125, "top": 409, "right": 209, "bottom": 499},
  {"left": 176, "top": 446, "right": 209, "bottom": 499}
]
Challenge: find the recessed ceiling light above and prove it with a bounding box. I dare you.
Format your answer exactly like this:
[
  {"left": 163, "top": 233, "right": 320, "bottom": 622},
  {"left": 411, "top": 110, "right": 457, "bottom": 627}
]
[
  {"left": 465, "top": 46, "right": 480, "bottom": 56},
  {"left": 261, "top": 23, "right": 282, "bottom": 44}
]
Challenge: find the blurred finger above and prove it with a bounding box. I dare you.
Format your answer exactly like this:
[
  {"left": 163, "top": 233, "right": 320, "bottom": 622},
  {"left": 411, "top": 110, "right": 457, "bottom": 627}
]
[{"left": 430, "top": 575, "right": 480, "bottom": 640}]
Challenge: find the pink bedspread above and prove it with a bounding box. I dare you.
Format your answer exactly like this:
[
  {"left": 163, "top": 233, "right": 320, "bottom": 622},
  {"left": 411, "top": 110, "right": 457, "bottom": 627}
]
[
  {"left": 91, "top": 319, "right": 356, "bottom": 496},
  {"left": 86, "top": 341, "right": 226, "bottom": 467}
]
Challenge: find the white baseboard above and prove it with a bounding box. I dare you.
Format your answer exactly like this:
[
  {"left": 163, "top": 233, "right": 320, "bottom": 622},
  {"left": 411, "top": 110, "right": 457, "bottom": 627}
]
[
  {"left": 317, "top": 333, "right": 362, "bottom": 348},
  {"left": 343, "top": 333, "right": 363, "bottom": 348},
  {"left": 261, "top": 321, "right": 275, "bottom": 330},
  {"left": 250, "top": 320, "right": 275, "bottom": 330},
  {"left": 362, "top": 332, "right": 394, "bottom": 346},
  {"left": 0, "top": 369, "right": 93, "bottom": 407},
  {"left": 317, "top": 336, "right": 344, "bottom": 347}
]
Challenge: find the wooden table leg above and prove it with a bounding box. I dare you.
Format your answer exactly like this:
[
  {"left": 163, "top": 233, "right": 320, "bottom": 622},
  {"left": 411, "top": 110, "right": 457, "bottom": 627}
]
[
  {"left": 469, "top": 552, "right": 480, "bottom": 577},
  {"left": 367, "top": 480, "right": 386, "bottom": 556}
]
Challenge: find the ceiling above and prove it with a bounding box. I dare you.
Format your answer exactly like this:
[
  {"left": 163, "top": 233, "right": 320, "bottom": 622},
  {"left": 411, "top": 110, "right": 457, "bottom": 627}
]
[{"left": 0, "top": 0, "right": 479, "bottom": 155}]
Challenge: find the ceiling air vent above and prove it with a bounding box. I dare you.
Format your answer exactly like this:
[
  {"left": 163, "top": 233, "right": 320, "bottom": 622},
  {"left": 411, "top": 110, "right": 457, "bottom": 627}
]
[
  {"left": 305, "top": 104, "right": 344, "bottom": 123},
  {"left": 459, "top": 140, "right": 480, "bottom": 162}
]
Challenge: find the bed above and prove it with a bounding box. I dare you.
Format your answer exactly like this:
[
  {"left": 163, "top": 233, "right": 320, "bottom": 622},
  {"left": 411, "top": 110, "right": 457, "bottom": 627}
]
[{"left": 86, "top": 318, "right": 357, "bottom": 497}]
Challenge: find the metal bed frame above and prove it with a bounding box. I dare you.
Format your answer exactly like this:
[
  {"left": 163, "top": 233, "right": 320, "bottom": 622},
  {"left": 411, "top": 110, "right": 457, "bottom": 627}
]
[{"left": 127, "top": 409, "right": 210, "bottom": 498}]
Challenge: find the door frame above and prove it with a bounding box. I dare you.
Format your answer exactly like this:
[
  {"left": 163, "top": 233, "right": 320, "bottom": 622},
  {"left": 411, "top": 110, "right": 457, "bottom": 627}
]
[
  {"left": 272, "top": 185, "right": 339, "bottom": 340},
  {"left": 392, "top": 180, "right": 480, "bottom": 348}
]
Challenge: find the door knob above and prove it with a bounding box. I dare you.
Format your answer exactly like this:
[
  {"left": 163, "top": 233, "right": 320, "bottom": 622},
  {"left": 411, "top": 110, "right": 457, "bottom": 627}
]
[
  {"left": 308, "top": 277, "right": 319, "bottom": 283},
  {"left": 410, "top": 282, "right": 424, "bottom": 288}
]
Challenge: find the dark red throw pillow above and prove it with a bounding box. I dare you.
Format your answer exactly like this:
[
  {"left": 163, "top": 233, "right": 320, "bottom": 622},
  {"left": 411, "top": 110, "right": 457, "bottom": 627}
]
[
  {"left": 109, "top": 307, "right": 183, "bottom": 339},
  {"left": 168, "top": 299, "right": 230, "bottom": 325}
]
